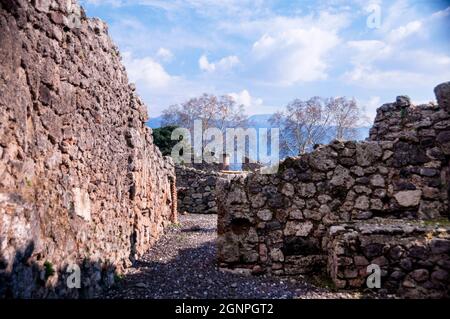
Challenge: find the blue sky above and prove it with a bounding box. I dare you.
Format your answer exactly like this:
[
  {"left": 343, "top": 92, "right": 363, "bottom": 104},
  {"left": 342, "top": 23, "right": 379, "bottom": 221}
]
[{"left": 79, "top": 0, "right": 450, "bottom": 122}]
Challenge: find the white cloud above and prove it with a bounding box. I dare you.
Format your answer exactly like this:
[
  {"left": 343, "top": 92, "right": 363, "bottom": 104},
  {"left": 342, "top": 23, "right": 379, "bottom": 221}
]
[
  {"left": 83, "top": 0, "right": 266, "bottom": 19},
  {"left": 228, "top": 89, "right": 263, "bottom": 112},
  {"left": 402, "top": 51, "right": 450, "bottom": 69},
  {"left": 122, "top": 52, "right": 173, "bottom": 89},
  {"left": 198, "top": 54, "right": 240, "bottom": 72},
  {"left": 217, "top": 55, "right": 240, "bottom": 70},
  {"left": 121, "top": 52, "right": 215, "bottom": 116},
  {"left": 82, "top": 0, "right": 450, "bottom": 117},
  {"left": 342, "top": 3, "right": 450, "bottom": 90},
  {"left": 199, "top": 55, "right": 215, "bottom": 72},
  {"left": 346, "top": 40, "right": 391, "bottom": 64},
  {"left": 251, "top": 27, "right": 340, "bottom": 85},
  {"left": 156, "top": 47, "right": 174, "bottom": 62},
  {"left": 387, "top": 20, "right": 422, "bottom": 42},
  {"left": 431, "top": 6, "right": 450, "bottom": 20},
  {"left": 343, "top": 65, "right": 421, "bottom": 88},
  {"left": 342, "top": 36, "right": 450, "bottom": 90},
  {"left": 377, "top": 0, "right": 416, "bottom": 34},
  {"left": 364, "top": 96, "right": 381, "bottom": 122},
  {"left": 342, "top": 64, "right": 450, "bottom": 91},
  {"left": 219, "top": 10, "right": 350, "bottom": 39}
]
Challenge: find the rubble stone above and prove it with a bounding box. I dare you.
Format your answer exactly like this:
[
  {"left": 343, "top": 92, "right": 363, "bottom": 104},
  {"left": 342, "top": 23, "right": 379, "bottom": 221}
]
[
  {"left": 217, "top": 82, "right": 450, "bottom": 298},
  {"left": 0, "top": 0, "right": 177, "bottom": 298}
]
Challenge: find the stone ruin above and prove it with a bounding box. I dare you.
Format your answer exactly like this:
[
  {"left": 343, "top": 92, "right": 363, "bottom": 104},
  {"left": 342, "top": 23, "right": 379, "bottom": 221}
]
[
  {"left": 0, "top": 0, "right": 177, "bottom": 298},
  {"left": 216, "top": 83, "right": 450, "bottom": 298},
  {"left": 176, "top": 166, "right": 229, "bottom": 214},
  {"left": 175, "top": 155, "right": 262, "bottom": 215},
  {"left": 175, "top": 158, "right": 245, "bottom": 215},
  {"left": 1, "top": 0, "right": 449, "bottom": 301}
]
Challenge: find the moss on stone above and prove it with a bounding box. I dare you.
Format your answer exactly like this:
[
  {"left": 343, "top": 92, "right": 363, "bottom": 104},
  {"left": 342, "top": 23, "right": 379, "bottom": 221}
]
[
  {"left": 44, "top": 261, "right": 55, "bottom": 279},
  {"left": 422, "top": 218, "right": 450, "bottom": 227}
]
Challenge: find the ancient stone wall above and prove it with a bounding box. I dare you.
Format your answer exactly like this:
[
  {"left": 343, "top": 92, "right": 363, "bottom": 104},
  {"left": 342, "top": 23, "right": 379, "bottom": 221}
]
[
  {"left": 368, "top": 83, "right": 450, "bottom": 219},
  {"left": 328, "top": 219, "right": 450, "bottom": 298},
  {"left": 217, "top": 84, "right": 450, "bottom": 297},
  {"left": 176, "top": 165, "right": 242, "bottom": 214},
  {"left": 369, "top": 84, "right": 450, "bottom": 144},
  {"left": 0, "top": 0, "right": 176, "bottom": 298}
]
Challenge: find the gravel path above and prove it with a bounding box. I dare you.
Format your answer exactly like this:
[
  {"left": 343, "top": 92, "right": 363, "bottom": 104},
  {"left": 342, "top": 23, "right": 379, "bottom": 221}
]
[{"left": 103, "top": 214, "right": 374, "bottom": 299}]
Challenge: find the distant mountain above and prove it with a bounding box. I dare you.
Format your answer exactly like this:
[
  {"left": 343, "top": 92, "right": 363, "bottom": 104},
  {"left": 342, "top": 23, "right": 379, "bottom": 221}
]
[
  {"left": 249, "top": 114, "right": 370, "bottom": 141},
  {"left": 147, "top": 114, "right": 370, "bottom": 141},
  {"left": 353, "top": 126, "right": 371, "bottom": 141},
  {"left": 147, "top": 116, "right": 163, "bottom": 129},
  {"left": 147, "top": 114, "right": 275, "bottom": 129},
  {"left": 248, "top": 114, "right": 277, "bottom": 128}
]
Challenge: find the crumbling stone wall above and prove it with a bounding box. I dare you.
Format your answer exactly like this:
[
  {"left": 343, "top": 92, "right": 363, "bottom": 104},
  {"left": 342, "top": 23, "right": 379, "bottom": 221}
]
[
  {"left": 0, "top": 0, "right": 176, "bottom": 298},
  {"left": 369, "top": 83, "right": 450, "bottom": 220},
  {"left": 369, "top": 84, "right": 450, "bottom": 146},
  {"left": 328, "top": 219, "right": 450, "bottom": 298},
  {"left": 242, "top": 158, "right": 263, "bottom": 172},
  {"left": 176, "top": 165, "right": 242, "bottom": 214},
  {"left": 217, "top": 83, "right": 450, "bottom": 297}
]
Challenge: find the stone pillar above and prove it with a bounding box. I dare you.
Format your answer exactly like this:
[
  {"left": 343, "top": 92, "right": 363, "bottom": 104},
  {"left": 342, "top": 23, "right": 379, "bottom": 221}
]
[
  {"left": 221, "top": 153, "right": 230, "bottom": 171},
  {"left": 242, "top": 156, "right": 251, "bottom": 171}
]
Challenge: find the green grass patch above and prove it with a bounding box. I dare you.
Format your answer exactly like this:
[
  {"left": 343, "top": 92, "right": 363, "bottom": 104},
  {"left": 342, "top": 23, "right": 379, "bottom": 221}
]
[
  {"left": 114, "top": 273, "right": 125, "bottom": 282},
  {"left": 307, "top": 274, "right": 338, "bottom": 291},
  {"left": 24, "top": 177, "right": 32, "bottom": 187},
  {"left": 422, "top": 218, "right": 450, "bottom": 227},
  {"left": 168, "top": 222, "right": 182, "bottom": 230},
  {"left": 44, "top": 261, "right": 55, "bottom": 279}
]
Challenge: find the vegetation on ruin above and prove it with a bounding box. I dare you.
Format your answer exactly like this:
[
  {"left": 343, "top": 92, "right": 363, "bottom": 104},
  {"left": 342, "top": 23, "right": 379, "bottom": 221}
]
[
  {"left": 44, "top": 261, "right": 55, "bottom": 279},
  {"left": 152, "top": 126, "right": 180, "bottom": 156}
]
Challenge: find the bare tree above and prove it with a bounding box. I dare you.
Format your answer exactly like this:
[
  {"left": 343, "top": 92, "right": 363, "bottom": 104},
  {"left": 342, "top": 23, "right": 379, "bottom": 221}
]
[
  {"left": 162, "top": 93, "right": 248, "bottom": 133},
  {"left": 270, "top": 96, "right": 366, "bottom": 157},
  {"left": 327, "top": 97, "right": 369, "bottom": 140},
  {"left": 161, "top": 94, "right": 249, "bottom": 165},
  {"left": 270, "top": 97, "right": 332, "bottom": 156}
]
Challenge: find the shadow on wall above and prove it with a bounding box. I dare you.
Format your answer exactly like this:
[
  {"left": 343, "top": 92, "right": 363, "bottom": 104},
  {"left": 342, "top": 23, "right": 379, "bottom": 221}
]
[{"left": 0, "top": 241, "right": 119, "bottom": 299}]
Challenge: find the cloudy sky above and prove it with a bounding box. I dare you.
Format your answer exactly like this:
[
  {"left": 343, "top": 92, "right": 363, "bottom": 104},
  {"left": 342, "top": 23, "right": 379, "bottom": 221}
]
[{"left": 79, "top": 0, "right": 450, "bottom": 121}]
